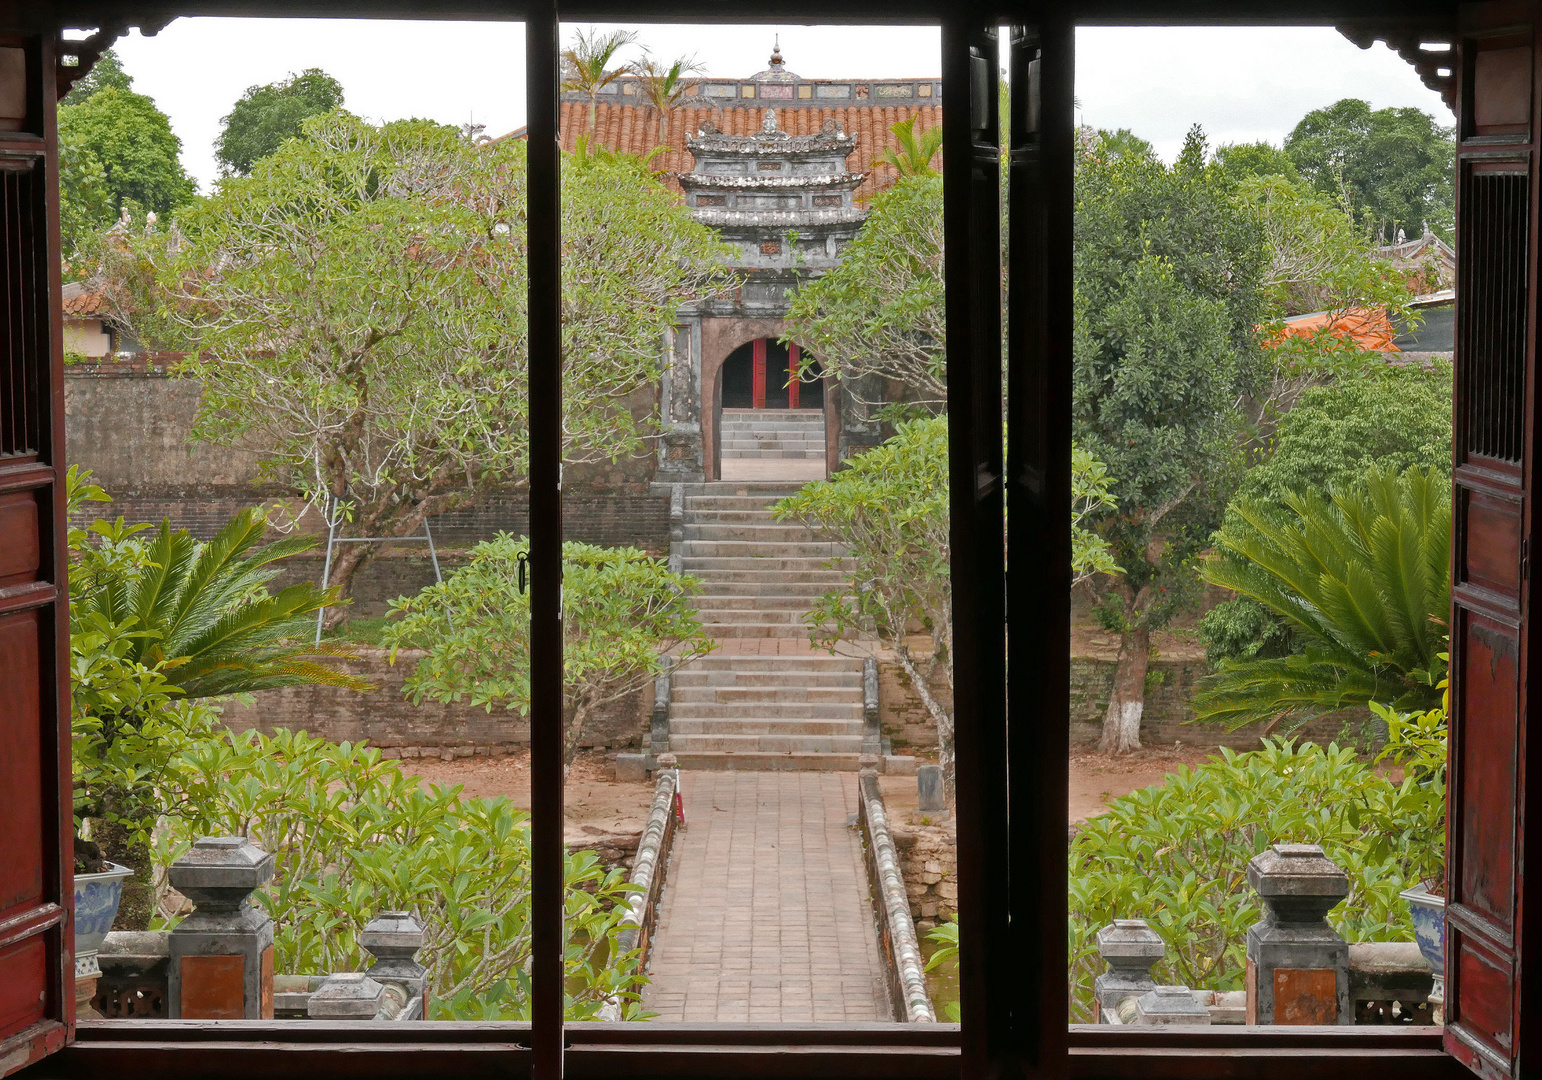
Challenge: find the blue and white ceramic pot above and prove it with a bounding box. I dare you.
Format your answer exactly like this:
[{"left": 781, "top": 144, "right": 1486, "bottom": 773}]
[
  {"left": 1401, "top": 884, "right": 1446, "bottom": 974},
  {"left": 74, "top": 863, "right": 133, "bottom": 978}
]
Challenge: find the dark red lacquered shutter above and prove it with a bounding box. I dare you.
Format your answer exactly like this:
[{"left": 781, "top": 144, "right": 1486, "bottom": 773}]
[
  {"left": 1446, "top": 6, "right": 1542, "bottom": 1077},
  {"left": 0, "top": 31, "right": 73, "bottom": 1079}
]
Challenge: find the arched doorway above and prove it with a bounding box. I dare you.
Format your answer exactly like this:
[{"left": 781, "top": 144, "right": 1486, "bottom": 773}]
[
  {"left": 713, "top": 337, "right": 830, "bottom": 481},
  {"left": 720, "top": 338, "right": 826, "bottom": 410}
]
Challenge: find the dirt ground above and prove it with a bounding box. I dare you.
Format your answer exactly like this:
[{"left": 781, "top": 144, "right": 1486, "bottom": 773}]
[{"left": 402, "top": 742, "right": 1231, "bottom": 834}]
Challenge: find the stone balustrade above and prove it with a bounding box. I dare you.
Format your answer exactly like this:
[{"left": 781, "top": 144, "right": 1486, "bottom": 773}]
[
  {"left": 90, "top": 836, "right": 430, "bottom": 1022},
  {"left": 1094, "top": 844, "right": 1436, "bottom": 1026}
]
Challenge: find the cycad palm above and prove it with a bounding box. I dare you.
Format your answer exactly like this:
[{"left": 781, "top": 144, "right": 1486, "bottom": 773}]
[
  {"left": 876, "top": 116, "right": 944, "bottom": 178},
  {"left": 76, "top": 507, "right": 368, "bottom": 699},
  {"left": 1193, "top": 466, "right": 1449, "bottom": 732}
]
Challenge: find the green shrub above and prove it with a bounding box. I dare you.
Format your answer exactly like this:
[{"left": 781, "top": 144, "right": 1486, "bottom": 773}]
[
  {"left": 1067, "top": 739, "right": 1432, "bottom": 1022},
  {"left": 161, "top": 727, "right": 648, "bottom": 1020}
]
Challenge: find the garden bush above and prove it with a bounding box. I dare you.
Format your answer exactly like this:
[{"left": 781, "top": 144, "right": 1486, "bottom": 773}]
[
  {"left": 161, "top": 727, "right": 647, "bottom": 1020},
  {"left": 1067, "top": 739, "right": 1436, "bottom": 1022}
]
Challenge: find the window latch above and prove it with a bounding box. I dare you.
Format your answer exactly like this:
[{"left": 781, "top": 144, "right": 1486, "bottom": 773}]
[{"left": 518, "top": 551, "right": 529, "bottom": 594}]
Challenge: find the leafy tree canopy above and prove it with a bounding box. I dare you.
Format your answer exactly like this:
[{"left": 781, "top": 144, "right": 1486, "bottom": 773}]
[
  {"left": 1285, "top": 98, "right": 1455, "bottom": 241},
  {"left": 214, "top": 68, "right": 346, "bottom": 176},
  {"left": 142, "top": 111, "right": 727, "bottom": 610},
  {"left": 1214, "top": 140, "right": 1300, "bottom": 184},
  {"left": 1074, "top": 125, "right": 1266, "bottom": 753},
  {"left": 1094, "top": 127, "right": 1154, "bottom": 161},
  {"left": 383, "top": 538, "right": 711, "bottom": 764},
  {"left": 61, "top": 48, "right": 132, "bottom": 107},
  {"left": 784, "top": 174, "right": 944, "bottom": 408},
  {"left": 57, "top": 85, "right": 195, "bottom": 254}
]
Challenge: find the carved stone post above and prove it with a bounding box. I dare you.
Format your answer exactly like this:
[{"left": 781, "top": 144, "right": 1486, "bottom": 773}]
[
  {"left": 1245, "top": 843, "right": 1351, "bottom": 1025},
  {"left": 361, "top": 911, "right": 428, "bottom": 1019},
  {"left": 862, "top": 656, "right": 882, "bottom": 758},
  {"left": 167, "top": 836, "right": 276, "bottom": 1019},
  {"left": 1094, "top": 918, "right": 1165, "bottom": 1022}
]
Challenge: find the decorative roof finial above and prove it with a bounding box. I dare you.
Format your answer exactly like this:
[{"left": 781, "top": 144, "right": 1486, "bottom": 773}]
[
  {"left": 770, "top": 36, "right": 783, "bottom": 70},
  {"left": 762, "top": 109, "right": 778, "bottom": 134}
]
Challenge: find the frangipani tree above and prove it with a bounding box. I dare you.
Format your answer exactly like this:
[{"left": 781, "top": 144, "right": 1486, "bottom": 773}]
[
  {"left": 774, "top": 417, "right": 1117, "bottom": 793},
  {"left": 784, "top": 175, "right": 945, "bottom": 409},
  {"left": 382, "top": 538, "right": 713, "bottom": 766},
  {"left": 153, "top": 111, "right": 727, "bottom": 615}
]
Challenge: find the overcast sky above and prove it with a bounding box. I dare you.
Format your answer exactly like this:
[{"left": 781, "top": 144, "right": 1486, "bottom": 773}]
[{"left": 108, "top": 20, "right": 1452, "bottom": 193}]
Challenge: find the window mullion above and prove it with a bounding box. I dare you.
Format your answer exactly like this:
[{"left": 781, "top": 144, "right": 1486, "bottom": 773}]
[
  {"left": 526, "top": 3, "right": 566, "bottom": 1079},
  {"left": 940, "top": 14, "right": 1007, "bottom": 1079}
]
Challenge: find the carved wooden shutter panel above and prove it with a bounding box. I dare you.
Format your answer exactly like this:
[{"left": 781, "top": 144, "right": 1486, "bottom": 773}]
[{"left": 1446, "top": 6, "right": 1540, "bottom": 1077}]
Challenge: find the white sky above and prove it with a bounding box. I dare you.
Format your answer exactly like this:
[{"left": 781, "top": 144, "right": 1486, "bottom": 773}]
[{"left": 108, "top": 19, "right": 1452, "bottom": 193}]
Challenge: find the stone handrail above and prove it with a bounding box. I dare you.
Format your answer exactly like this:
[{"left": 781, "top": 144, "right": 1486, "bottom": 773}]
[{"left": 856, "top": 768, "right": 936, "bottom": 1022}]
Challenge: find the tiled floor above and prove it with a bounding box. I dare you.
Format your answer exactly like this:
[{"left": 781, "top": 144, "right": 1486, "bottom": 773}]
[{"left": 641, "top": 771, "right": 891, "bottom": 1022}]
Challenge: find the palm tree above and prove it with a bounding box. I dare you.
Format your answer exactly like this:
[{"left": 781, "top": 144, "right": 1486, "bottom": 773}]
[
  {"left": 630, "top": 52, "right": 705, "bottom": 149},
  {"left": 1192, "top": 465, "right": 1449, "bottom": 733},
  {"left": 560, "top": 27, "right": 639, "bottom": 138},
  {"left": 876, "top": 116, "right": 944, "bottom": 178}
]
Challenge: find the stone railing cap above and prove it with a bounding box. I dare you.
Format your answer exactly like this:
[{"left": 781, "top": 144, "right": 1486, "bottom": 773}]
[
  {"left": 167, "top": 836, "right": 275, "bottom": 891},
  {"left": 361, "top": 911, "right": 426, "bottom": 952},
  {"left": 1247, "top": 843, "right": 1349, "bottom": 897},
  {"left": 308, "top": 973, "right": 387, "bottom": 1019},
  {"left": 1097, "top": 919, "right": 1165, "bottom": 960}
]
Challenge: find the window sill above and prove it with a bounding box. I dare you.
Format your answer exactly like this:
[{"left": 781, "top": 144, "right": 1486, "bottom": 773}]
[{"left": 27, "top": 1021, "right": 1463, "bottom": 1080}]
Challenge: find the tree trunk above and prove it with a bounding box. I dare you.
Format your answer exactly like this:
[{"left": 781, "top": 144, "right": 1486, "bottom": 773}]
[
  {"left": 318, "top": 541, "right": 375, "bottom": 630},
  {"left": 1098, "top": 626, "right": 1150, "bottom": 756},
  {"left": 895, "top": 642, "right": 954, "bottom": 802},
  {"left": 93, "top": 814, "right": 155, "bottom": 931}
]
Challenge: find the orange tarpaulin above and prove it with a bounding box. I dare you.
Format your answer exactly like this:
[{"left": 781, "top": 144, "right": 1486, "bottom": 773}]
[{"left": 1268, "top": 307, "right": 1399, "bottom": 352}]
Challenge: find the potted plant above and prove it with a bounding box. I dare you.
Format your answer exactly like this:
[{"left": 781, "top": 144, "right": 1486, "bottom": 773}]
[{"left": 1371, "top": 691, "right": 1448, "bottom": 1014}]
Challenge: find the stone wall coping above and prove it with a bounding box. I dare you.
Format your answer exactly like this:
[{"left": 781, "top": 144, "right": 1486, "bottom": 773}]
[{"left": 856, "top": 768, "right": 936, "bottom": 1023}]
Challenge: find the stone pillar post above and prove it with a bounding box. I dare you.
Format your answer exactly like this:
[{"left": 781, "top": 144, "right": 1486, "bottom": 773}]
[
  {"left": 361, "top": 911, "right": 428, "bottom": 1019},
  {"left": 308, "top": 972, "right": 400, "bottom": 1020},
  {"left": 1093, "top": 918, "right": 1165, "bottom": 1022},
  {"left": 862, "top": 657, "right": 882, "bottom": 758},
  {"left": 1245, "top": 843, "right": 1351, "bottom": 1025},
  {"left": 167, "top": 836, "right": 276, "bottom": 1019},
  {"left": 1133, "top": 985, "right": 1212, "bottom": 1025}
]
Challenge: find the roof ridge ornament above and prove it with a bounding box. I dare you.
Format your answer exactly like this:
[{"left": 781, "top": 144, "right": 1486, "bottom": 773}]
[{"left": 762, "top": 109, "right": 778, "bottom": 134}]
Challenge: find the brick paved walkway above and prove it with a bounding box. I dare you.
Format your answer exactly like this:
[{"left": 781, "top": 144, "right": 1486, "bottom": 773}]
[{"left": 642, "top": 771, "right": 891, "bottom": 1022}]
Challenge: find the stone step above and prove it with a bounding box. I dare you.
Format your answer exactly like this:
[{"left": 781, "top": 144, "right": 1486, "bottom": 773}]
[
  {"left": 698, "top": 608, "right": 813, "bottom": 626},
  {"left": 668, "top": 718, "right": 864, "bottom": 736},
  {"left": 718, "top": 449, "right": 825, "bottom": 460},
  {"left": 720, "top": 441, "right": 825, "bottom": 452},
  {"left": 695, "top": 594, "right": 819, "bottom": 610},
  {"left": 679, "top": 542, "right": 847, "bottom": 559},
  {"left": 670, "top": 685, "right": 863, "bottom": 704},
  {"left": 685, "top": 496, "right": 797, "bottom": 512},
  {"left": 673, "top": 670, "right": 861, "bottom": 688},
  {"left": 671, "top": 751, "right": 865, "bottom": 772},
  {"left": 670, "top": 700, "right": 864, "bottom": 720},
  {"left": 685, "top": 580, "right": 837, "bottom": 598},
  {"left": 699, "top": 623, "right": 835, "bottom": 639},
  {"left": 682, "top": 524, "right": 828, "bottom": 543},
  {"left": 682, "top": 652, "right": 861, "bottom": 667},
  {"left": 685, "top": 510, "right": 783, "bottom": 525},
  {"left": 670, "top": 734, "right": 866, "bottom": 754}
]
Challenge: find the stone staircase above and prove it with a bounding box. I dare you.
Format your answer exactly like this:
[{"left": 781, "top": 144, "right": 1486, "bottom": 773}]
[
  {"left": 719, "top": 408, "right": 825, "bottom": 460},
  {"left": 664, "top": 482, "right": 875, "bottom": 771}
]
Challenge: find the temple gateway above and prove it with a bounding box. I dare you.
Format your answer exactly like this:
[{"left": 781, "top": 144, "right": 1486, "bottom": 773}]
[{"left": 556, "top": 45, "right": 943, "bottom": 484}]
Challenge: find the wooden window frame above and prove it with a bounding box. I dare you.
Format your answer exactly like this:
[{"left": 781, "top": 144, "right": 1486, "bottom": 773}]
[{"left": 3, "top": 2, "right": 1487, "bottom": 1080}]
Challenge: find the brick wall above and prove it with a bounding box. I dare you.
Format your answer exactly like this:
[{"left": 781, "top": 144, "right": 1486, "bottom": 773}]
[
  {"left": 64, "top": 365, "right": 669, "bottom": 612},
  {"left": 220, "top": 648, "right": 650, "bottom": 754},
  {"left": 880, "top": 652, "right": 1349, "bottom": 753},
  {"left": 891, "top": 821, "right": 957, "bottom": 934}
]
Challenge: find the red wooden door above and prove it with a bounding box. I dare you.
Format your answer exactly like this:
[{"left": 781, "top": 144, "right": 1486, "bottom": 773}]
[
  {"left": 1446, "top": 5, "right": 1541, "bottom": 1076},
  {"left": 0, "top": 31, "right": 73, "bottom": 1080},
  {"left": 751, "top": 338, "right": 767, "bottom": 409}
]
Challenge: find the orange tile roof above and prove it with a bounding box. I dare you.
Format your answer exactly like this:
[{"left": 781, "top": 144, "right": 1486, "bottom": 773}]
[
  {"left": 61, "top": 281, "right": 107, "bottom": 317},
  {"left": 1272, "top": 307, "right": 1398, "bottom": 352},
  {"left": 552, "top": 101, "right": 942, "bottom": 203}
]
